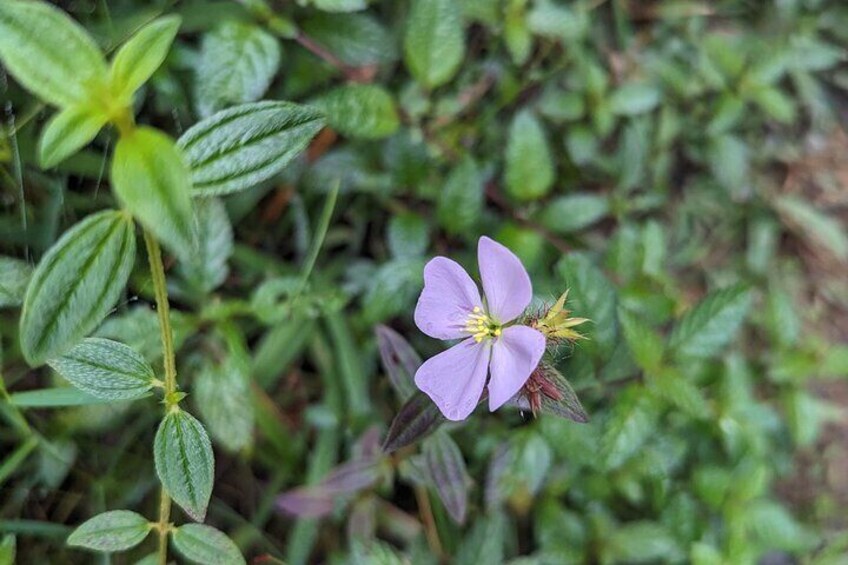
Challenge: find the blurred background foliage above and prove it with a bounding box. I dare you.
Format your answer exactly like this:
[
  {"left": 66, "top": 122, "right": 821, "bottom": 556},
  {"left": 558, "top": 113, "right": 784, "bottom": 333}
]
[{"left": 2, "top": 0, "right": 848, "bottom": 563}]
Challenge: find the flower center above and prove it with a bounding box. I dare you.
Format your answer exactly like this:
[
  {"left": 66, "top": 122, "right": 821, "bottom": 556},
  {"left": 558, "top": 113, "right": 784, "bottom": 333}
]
[{"left": 464, "top": 306, "right": 502, "bottom": 343}]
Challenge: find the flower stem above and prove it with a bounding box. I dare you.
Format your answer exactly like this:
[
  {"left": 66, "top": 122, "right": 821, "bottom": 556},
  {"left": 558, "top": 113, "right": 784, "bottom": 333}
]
[{"left": 143, "top": 228, "right": 178, "bottom": 565}]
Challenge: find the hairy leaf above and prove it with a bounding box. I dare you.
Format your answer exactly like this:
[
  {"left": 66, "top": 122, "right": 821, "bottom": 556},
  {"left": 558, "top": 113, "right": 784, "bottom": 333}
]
[
  {"left": 0, "top": 257, "right": 32, "bottom": 308},
  {"left": 112, "top": 126, "right": 195, "bottom": 260},
  {"left": 424, "top": 431, "right": 469, "bottom": 524},
  {"left": 375, "top": 325, "right": 421, "bottom": 401},
  {"left": 314, "top": 84, "right": 399, "bottom": 139},
  {"left": 383, "top": 392, "right": 445, "bottom": 453},
  {"left": 67, "top": 510, "right": 151, "bottom": 552},
  {"left": 178, "top": 101, "right": 324, "bottom": 196},
  {"left": 38, "top": 104, "right": 109, "bottom": 168},
  {"left": 47, "top": 338, "right": 156, "bottom": 400},
  {"left": 20, "top": 210, "right": 136, "bottom": 366},
  {"left": 668, "top": 284, "right": 752, "bottom": 358},
  {"left": 154, "top": 409, "right": 214, "bottom": 522},
  {"left": 171, "top": 524, "right": 245, "bottom": 565},
  {"left": 403, "top": 0, "right": 465, "bottom": 88},
  {"left": 195, "top": 22, "right": 280, "bottom": 117},
  {"left": 110, "top": 15, "right": 182, "bottom": 101},
  {"left": 0, "top": 1, "right": 107, "bottom": 107}
]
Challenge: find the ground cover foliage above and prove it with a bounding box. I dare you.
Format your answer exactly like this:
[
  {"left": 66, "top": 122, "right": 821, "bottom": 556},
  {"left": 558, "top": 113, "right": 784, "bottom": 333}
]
[{"left": 1, "top": 0, "right": 848, "bottom": 563}]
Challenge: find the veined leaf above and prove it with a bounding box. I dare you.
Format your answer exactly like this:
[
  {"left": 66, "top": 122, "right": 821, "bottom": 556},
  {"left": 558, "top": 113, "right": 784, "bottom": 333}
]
[
  {"left": 557, "top": 253, "right": 618, "bottom": 357},
  {"left": 177, "top": 198, "right": 233, "bottom": 295},
  {"left": 67, "top": 510, "right": 151, "bottom": 552},
  {"left": 0, "top": 1, "right": 107, "bottom": 107},
  {"left": 424, "top": 431, "right": 469, "bottom": 524},
  {"left": 404, "top": 0, "right": 465, "bottom": 88},
  {"left": 47, "top": 338, "right": 157, "bottom": 401},
  {"left": 537, "top": 193, "right": 609, "bottom": 234},
  {"left": 775, "top": 195, "right": 848, "bottom": 262},
  {"left": 20, "top": 210, "right": 136, "bottom": 366},
  {"left": 194, "top": 352, "right": 254, "bottom": 453},
  {"left": 301, "top": 13, "right": 396, "bottom": 66},
  {"left": 195, "top": 22, "right": 280, "bottom": 117},
  {"left": 438, "top": 156, "right": 483, "bottom": 235},
  {"left": 0, "top": 256, "right": 32, "bottom": 308},
  {"left": 668, "top": 284, "right": 752, "bottom": 358},
  {"left": 171, "top": 524, "right": 245, "bottom": 565},
  {"left": 178, "top": 101, "right": 324, "bottom": 196},
  {"left": 110, "top": 15, "right": 182, "bottom": 102},
  {"left": 112, "top": 126, "right": 195, "bottom": 260},
  {"left": 154, "top": 409, "right": 214, "bottom": 522},
  {"left": 618, "top": 307, "right": 664, "bottom": 373},
  {"left": 375, "top": 325, "right": 421, "bottom": 401},
  {"left": 314, "top": 84, "right": 399, "bottom": 139},
  {"left": 601, "top": 387, "right": 657, "bottom": 470},
  {"left": 505, "top": 110, "right": 554, "bottom": 201},
  {"left": 383, "top": 392, "right": 445, "bottom": 453},
  {"left": 38, "top": 104, "right": 109, "bottom": 168}
]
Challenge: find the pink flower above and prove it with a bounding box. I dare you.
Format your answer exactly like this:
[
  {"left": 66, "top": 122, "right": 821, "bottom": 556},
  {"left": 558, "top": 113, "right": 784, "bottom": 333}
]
[{"left": 413, "top": 236, "right": 546, "bottom": 421}]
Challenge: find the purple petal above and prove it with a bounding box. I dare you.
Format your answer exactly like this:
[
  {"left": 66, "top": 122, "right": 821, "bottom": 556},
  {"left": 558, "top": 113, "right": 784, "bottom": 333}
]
[
  {"left": 414, "top": 257, "right": 483, "bottom": 340},
  {"left": 414, "top": 339, "right": 491, "bottom": 421},
  {"left": 478, "top": 236, "right": 532, "bottom": 323},
  {"left": 488, "top": 325, "right": 545, "bottom": 412}
]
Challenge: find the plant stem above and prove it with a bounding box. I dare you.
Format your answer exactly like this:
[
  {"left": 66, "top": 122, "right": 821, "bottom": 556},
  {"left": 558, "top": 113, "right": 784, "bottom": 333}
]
[
  {"left": 414, "top": 486, "right": 444, "bottom": 560},
  {"left": 143, "top": 228, "right": 179, "bottom": 565}
]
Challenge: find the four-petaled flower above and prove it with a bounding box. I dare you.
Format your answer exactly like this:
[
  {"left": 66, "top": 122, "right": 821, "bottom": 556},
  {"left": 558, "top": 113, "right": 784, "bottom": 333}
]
[{"left": 413, "top": 236, "right": 545, "bottom": 421}]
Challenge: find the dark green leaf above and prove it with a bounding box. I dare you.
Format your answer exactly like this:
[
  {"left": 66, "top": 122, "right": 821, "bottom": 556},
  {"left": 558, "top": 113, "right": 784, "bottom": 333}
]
[
  {"left": 668, "top": 284, "right": 753, "bottom": 358},
  {"left": 505, "top": 110, "right": 554, "bottom": 201},
  {"left": 383, "top": 392, "right": 445, "bottom": 453},
  {"left": 20, "top": 210, "right": 136, "bottom": 366},
  {"left": 403, "top": 0, "right": 465, "bottom": 88}
]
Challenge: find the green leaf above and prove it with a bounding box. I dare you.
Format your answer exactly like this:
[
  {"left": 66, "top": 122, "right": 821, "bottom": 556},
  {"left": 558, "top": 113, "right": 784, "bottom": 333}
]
[
  {"left": 438, "top": 156, "right": 483, "bottom": 235},
  {"left": 171, "top": 524, "right": 245, "bottom": 565},
  {"left": 556, "top": 253, "right": 618, "bottom": 356},
  {"left": 300, "top": 13, "right": 396, "bottom": 66},
  {"left": 775, "top": 195, "right": 848, "bottom": 262},
  {"left": 601, "top": 387, "right": 657, "bottom": 469},
  {"left": 66, "top": 510, "right": 151, "bottom": 553},
  {"left": 387, "top": 212, "right": 429, "bottom": 259},
  {"left": 195, "top": 22, "right": 281, "bottom": 117},
  {"left": 19, "top": 210, "right": 136, "bottom": 366},
  {"left": 314, "top": 84, "right": 399, "bottom": 139},
  {"left": 505, "top": 110, "right": 554, "bottom": 201},
  {"left": 178, "top": 101, "right": 325, "bottom": 196},
  {"left": 424, "top": 431, "right": 469, "bottom": 524},
  {"left": 649, "top": 369, "right": 710, "bottom": 419},
  {"left": 609, "top": 83, "right": 661, "bottom": 116},
  {"left": 112, "top": 126, "right": 195, "bottom": 260},
  {"left": 618, "top": 308, "right": 663, "bottom": 373},
  {"left": 403, "top": 0, "right": 466, "bottom": 88},
  {"left": 0, "top": 256, "right": 32, "bottom": 308},
  {"left": 708, "top": 134, "right": 748, "bottom": 194},
  {"left": 109, "top": 16, "right": 182, "bottom": 102},
  {"left": 0, "top": 1, "right": 107, "bottom": 107},
  {"left": 194, "top": 354, "right": 254, "bottom": 453},
  {"left": 177, "top": 198, "right": 233, "bottom": 295},
  {"left": 309, "top": 0, "right": 367, "bottom": 12},
  {"left": 38, "top": 104, "right": 109, "bottom": 168},
  {"left": 154, "top": 409, "right": 215, "bottom": 522},
  {"left": 47, "top": 338, "right": 156, "bottom": 401},
  {"left": 537, "top": 193, "right": 609, "bottom": 234},
  {"left": 9, "top": 387, "right": 116, "bottom": 407},
  {"left": 668, "top": 284, "right": 753, "bottom": 358},
  {"left": 0, "top": 534, "right": 14, "bottom": 565},
  {"left": 608, "top": 521, "right": 683, "bottom": 563}
]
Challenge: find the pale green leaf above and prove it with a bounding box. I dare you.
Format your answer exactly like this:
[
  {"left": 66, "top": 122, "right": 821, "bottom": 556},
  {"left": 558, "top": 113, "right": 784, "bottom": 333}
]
[
  {"left": 177, "top": 198, "right": 233, "bottom": 295},
  {"left": 314, "top": 84, "right": 399, "bottom": 139},
  {"left": 154, "top": 409, "right": 215, "bottom": 522},
  {"left": 194, "top": 354, "right": 254, "bottom": 453},
  {"left": 505, "top": 110, "right": 554, "bottom": 201},
  {"left": 404, "top": 0, "right": 465, "bottom": 88},
  {"left": 537, "top": 193, "right": 609, "bottom": 234},
  {"left": 0, "top": 256, "right": 32, "bottom": 308},
  {"left": 38, "top": 104, "right": 109, "bottom": 168},
  {"left": 310, "top": 0, "right": 367, "bottom": 14},
  {"left": 47, "top": 338, "right": 156, "bottom": 401},
  {"left": 0, "top": 1, "right": 107, "bottom": 107},
  {"left": 112, "top": 126, "right": 195, "bottom": 260},
  {"left": 171, "top": 524, "right": 245, "bottom": 565},
  {"left": 67, "top": 510, "right": 151, "bottom": 552},
  {"left": 437, "top": 156, "right": 483, "bottom": 235},
  {"left": 195, "top": 22, "right": 280, "bottom": 117},
  {"left": 668, "top": 284, "right": 753, "bottom": 358},
  {"left": 618, "top": 308, "right": 663, "bottom": 373},
  {"left": 609, "top": 83, "right": 661, "bottom": 116},
  {"left": 9, "top": 387, "right": 115, "bottom": 407},
  {"left": 178, "top": 101, "right": 325, "bottom": 196},
  {"left": 20, "top": 211, "right": 136, "bottom": 366},
  {"left": 110, "top": 15, "right": 182, "bottom": 101}
]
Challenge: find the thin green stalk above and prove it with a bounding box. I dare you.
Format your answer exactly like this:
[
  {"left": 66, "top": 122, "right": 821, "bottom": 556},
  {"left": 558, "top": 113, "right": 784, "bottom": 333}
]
[{"left": 143, "top": 228, "right": 179, "bottom": 565}]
